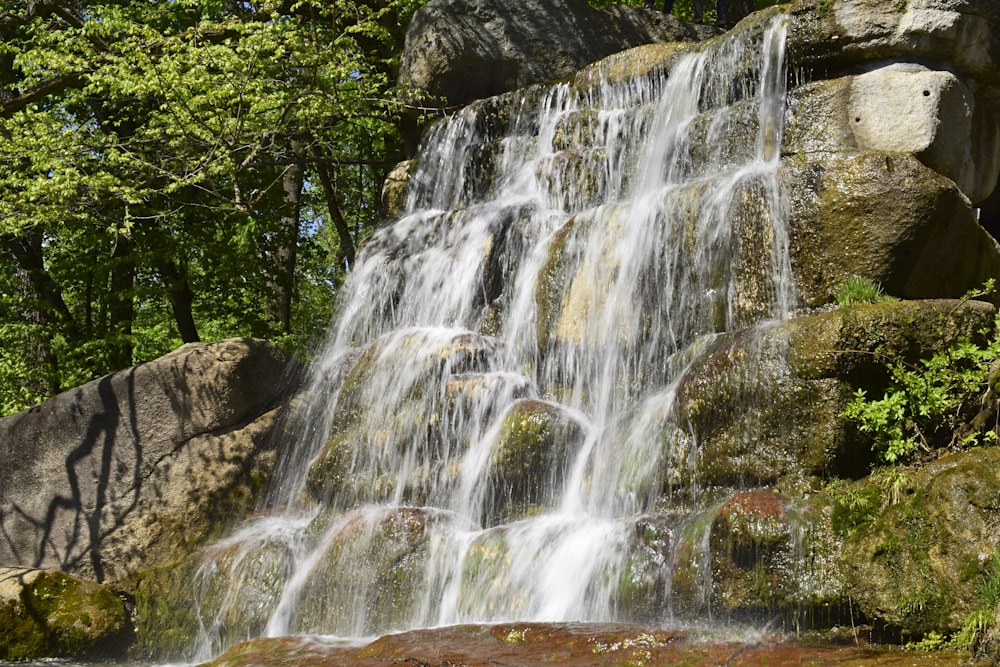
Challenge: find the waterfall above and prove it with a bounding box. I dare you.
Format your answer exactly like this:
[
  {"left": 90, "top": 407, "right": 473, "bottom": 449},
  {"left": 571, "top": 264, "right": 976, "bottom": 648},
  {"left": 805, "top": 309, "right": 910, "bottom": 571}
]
[{"left": 191, "top": 15, "right": 793, "bottom": 658}]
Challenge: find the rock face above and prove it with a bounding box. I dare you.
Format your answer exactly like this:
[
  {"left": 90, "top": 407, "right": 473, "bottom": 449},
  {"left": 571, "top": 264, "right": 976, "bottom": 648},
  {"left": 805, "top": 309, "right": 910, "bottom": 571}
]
[
  {"left": 780, "top": 0, "right": 1000, "bottom": 207},
  {"left": 0, "top": 338, "right": 300, "bottom": 585},
  {"left": 376, "top": 0, "right": 1000, "bottom": 652},
  {"left": 398, "top": 0, "right": 718, "bottom": 109},
  {"left": 0, "top": 567, "right": 131, "bottom": 660}
]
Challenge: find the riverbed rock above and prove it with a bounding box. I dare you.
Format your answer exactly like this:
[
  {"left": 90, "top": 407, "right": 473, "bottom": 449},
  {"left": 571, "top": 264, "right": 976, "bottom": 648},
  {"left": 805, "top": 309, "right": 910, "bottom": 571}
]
[
  {"left": 200, "top": 622, "right": 976, "bottom": 667},
  {"left": 398, "top": 0, "right": 718, "bottom": 110},
  {"left": 0, "top": 567, "right": 131, "bottom": 660},
  {"left": 0, "top": 338, "right": 301, "bottom": 584}
]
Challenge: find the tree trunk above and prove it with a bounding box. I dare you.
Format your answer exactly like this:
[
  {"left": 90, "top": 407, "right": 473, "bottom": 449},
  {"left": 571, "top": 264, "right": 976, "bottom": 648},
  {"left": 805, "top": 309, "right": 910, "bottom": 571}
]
[
  {"left": 2, "top": 258, "right": 61, "bottom": 399},
  {"left": 108, "top": 237, "right": 134, "bottom": 370},
  {"left": 314, "top": 155, "right": 356, "bottom": 269},
  {"left": 157, "top": 259, "right": 200, "bottom": 343},
  {"left": 268, "top": 159, "right": 304, "bottom": 334},
  {"left": 3, "top": 228, "right": 82, "bottom": 343}
]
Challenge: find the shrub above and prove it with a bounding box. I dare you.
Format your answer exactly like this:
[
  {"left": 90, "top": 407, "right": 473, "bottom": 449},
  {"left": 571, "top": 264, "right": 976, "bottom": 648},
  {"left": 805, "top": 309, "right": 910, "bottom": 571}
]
[{"left": 841, "top": 281, "right": 1000, "bottom": 464}]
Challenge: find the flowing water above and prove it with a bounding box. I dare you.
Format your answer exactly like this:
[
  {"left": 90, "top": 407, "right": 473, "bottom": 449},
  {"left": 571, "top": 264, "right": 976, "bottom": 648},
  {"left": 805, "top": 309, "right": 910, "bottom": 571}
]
[{"left": 190, "top": 16, "right": 794, "bottom": 660}]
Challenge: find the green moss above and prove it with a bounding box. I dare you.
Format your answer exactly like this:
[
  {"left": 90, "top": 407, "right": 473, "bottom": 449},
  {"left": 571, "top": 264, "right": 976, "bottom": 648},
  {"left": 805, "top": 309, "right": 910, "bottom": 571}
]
[
  {"left": 837, "top": 449, "right": 1000, "bottom": 638},
  {"left": 487, "top": 399, "right": 582, "bottom": 523},
  {"left": 131, "top": 556, "right": 204, "bottom": 661},
  {"left": 826, "top": 479, "right": 885, "bottom": 534},
  {"left": 0, "top": 570, "right": 130, "bottom": 661}
]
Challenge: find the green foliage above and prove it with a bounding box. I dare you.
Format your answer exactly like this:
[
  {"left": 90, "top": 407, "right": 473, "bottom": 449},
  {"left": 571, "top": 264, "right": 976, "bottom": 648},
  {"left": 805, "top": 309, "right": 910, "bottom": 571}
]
[
  {"left": 842, "top": 306, "right": 1000, "bottom": 464},
  {"left": 835, "top": 275, "right": 897, "bottom": 306},
  {"left": 0, "top": 0, "right": 418, "bottom": 415}
]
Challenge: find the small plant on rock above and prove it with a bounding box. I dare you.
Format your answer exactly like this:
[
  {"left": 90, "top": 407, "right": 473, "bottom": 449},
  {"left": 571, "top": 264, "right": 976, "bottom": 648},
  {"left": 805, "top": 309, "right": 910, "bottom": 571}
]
[
  {"left": 842, "top": 283, "right": 1000, "bottom": 464},
  {"left": 834, "top": 276, "right": 897, "bottom": 307}
]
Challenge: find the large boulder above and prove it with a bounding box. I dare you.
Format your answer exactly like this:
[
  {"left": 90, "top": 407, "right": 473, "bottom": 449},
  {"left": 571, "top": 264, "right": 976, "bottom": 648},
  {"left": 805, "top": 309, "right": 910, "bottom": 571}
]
[
  {"left": 832, "top": 448, "right": 1000, "bottom": 640},
  {"left": 784, "top": 0, "right": 1000, "bottom": 97},
  {"left": 784, "top": 153, "right": 1000, "bottom": 307},
  {"left": 784, "top": 67, "right": 1000, "bottom": 204},
  {"left": 0, "top": 338, "right": 300, "bottom": 584},
  {"left": 0, "top": 567, "right": 131, "bottom": 660},
  {"left": 780, "top": 0, "right": 1000, "bottom": 205},
  {"left": 398, "top": 0, "right": 717, "bottom": 109}
]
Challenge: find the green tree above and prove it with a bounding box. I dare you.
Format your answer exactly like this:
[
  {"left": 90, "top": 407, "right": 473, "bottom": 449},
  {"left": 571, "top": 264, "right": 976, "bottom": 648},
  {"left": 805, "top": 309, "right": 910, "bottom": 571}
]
[{"left": 0, "top": 0, "right": 419, "bottom": 414}]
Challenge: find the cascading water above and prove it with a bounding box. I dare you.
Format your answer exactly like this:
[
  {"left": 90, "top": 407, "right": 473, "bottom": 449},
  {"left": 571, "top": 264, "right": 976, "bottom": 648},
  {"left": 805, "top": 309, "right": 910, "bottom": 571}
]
[{"left": 191, "top": 16, "right": 794, "bottom": 659}]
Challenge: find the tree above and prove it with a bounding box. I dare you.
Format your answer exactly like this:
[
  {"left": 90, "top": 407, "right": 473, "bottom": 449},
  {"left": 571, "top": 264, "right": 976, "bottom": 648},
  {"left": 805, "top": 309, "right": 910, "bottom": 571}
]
[{"left": 0, "top": 0, "right": 420, "bottom": 414}]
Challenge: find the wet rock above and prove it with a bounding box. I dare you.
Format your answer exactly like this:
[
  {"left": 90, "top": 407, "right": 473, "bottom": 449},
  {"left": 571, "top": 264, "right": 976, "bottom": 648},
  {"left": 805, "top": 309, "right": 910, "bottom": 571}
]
[
  {"left": 669, "top": 491, "right": 844, "bottom": 626},
  {"left": 536, "top": 174, "right": 786, "bottom": 360},
  {"left": 485, "top": 399, "right": 586, "bottom": 524},
  {"left": 381, "top": 159, "right": 418, "bottom": 218},
  {"left": 305, "top": 330, "right": 500, "bottom": 504},
  {"left": 0, "top": 568, "right": 131, "bottom": 660},
  {"left": 708, "top": 491, "right": 844, "bottom": 625},
  {"left": 293, "top": 507, "right": 436, "bottom": 636},
  {"left": 616, "top": 515, "right": 674, "bottom": 622}
]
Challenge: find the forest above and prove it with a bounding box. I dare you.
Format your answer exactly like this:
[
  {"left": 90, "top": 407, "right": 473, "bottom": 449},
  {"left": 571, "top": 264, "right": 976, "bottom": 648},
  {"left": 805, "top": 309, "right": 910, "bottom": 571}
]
[{"left": 0, "top": 0, "right": 758, "bottom": 416}]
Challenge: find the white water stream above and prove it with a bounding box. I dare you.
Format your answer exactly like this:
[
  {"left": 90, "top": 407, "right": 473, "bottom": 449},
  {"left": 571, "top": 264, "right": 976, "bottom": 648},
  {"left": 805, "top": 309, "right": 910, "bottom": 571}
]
[{"left": 191, "top": 17, "right": 793, "bottom": 660}]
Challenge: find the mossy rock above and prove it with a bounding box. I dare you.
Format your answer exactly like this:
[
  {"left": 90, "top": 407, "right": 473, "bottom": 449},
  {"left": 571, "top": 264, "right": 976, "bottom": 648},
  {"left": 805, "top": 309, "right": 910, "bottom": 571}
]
[
  {"left": 131, "top": 554, "right": 204, "bottom": 660},
  {"left": 615, "top": 514, "right": 674, "bottom": 623},
  {"left": 837, "top": 448, "right": 1000, "bottom": 640},
  {"left": 292, "top": 506, "right": 436, "bottom": 636},
  {"left": 0, "top": 568, "right": 132, "bottom": 661},
  {"left": 786, "top": 298, "right": 997, "bottom": 386},
  {"left": 485, "top": 399, "right": 585, "bottom": 525},
  {"left": 707, "top": 490, "right": 846, "bottom": 626},
  {"left": 671, "top": 325, "right": 841, "bottom": 500},
  {"left": 669, "top": 299, "right": 998, "bottom": 497},
  {"left": 670, "top": 491, "right": 846, "bottom": 628}
]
